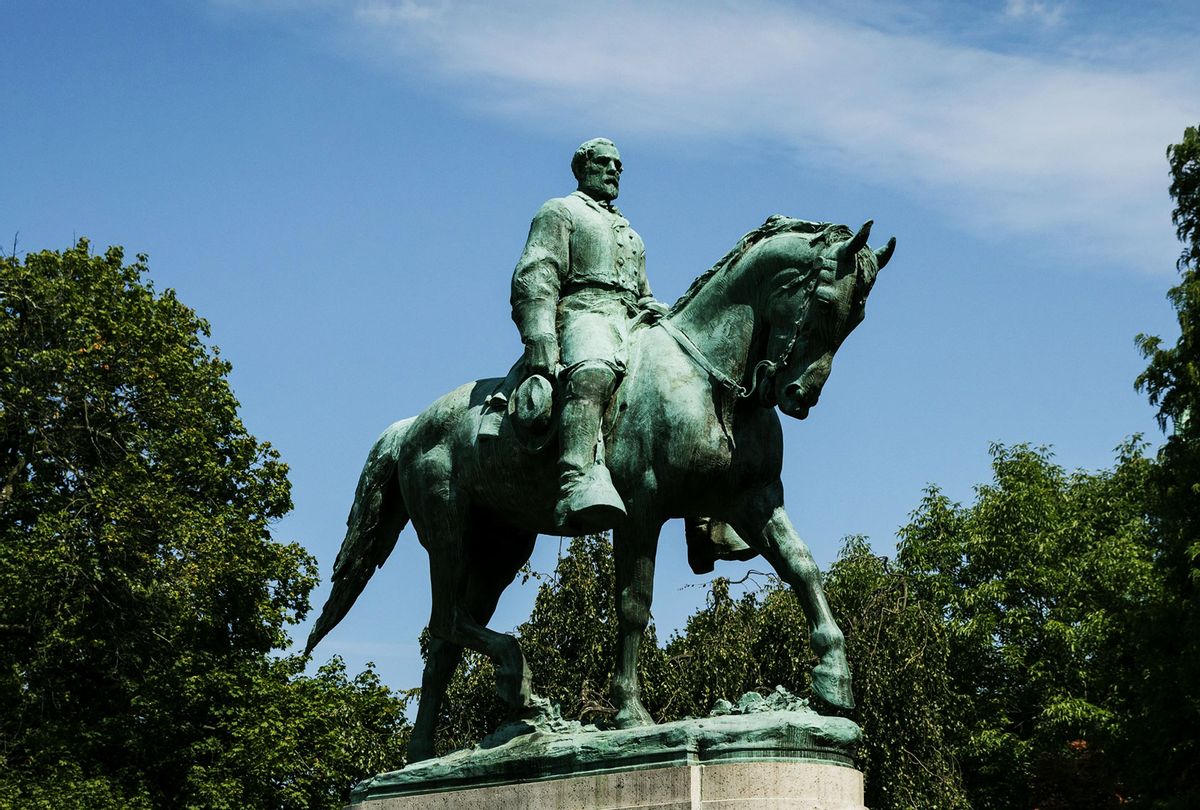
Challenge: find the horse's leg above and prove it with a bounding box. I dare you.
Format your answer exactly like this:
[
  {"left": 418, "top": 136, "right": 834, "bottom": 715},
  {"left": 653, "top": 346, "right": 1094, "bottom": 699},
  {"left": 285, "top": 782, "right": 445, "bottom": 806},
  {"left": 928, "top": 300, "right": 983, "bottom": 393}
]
[
  {"left": 408, "top": 635, "right": 463, "bottom": 763},
  {"left": 408, "top": 511, "right": 538, "bottom": 762},
  {"left": 407, "top": 511, "right": 466, "bottom": 764},
  {"left": 611, "top": 515, "right": 662, "bottom": 728},
  {"left": 730, "top": 483, "right": 854, "bottom": 709},
  {"left": 460, "top": 525, "right": 538, "bottom": 718}
]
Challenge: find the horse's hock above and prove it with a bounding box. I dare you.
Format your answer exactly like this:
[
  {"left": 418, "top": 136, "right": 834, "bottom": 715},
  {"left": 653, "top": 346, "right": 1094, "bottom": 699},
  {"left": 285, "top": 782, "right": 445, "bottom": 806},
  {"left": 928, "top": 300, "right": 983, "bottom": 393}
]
[{"left": 345, "top": 690, "right": 867, "bottom": 809}]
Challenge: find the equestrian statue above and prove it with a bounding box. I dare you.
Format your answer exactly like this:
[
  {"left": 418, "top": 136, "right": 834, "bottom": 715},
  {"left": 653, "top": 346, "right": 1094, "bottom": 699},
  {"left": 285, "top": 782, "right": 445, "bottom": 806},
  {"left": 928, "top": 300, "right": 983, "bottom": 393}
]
[{"left": 306, "top": 138, "right": 896, "bottom": 764}]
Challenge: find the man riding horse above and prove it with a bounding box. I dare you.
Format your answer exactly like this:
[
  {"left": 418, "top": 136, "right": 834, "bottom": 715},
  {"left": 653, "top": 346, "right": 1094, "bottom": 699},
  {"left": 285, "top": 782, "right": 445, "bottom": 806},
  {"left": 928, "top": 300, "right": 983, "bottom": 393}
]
[
  {"left": 511, "top": 137, "right": 661, "bottom": 533},
  {"left": 305, "top": 139, "right": 897, "bottom": 761},
  {"left": 512, "top": 138, "right": 757, "bottom": 570}
]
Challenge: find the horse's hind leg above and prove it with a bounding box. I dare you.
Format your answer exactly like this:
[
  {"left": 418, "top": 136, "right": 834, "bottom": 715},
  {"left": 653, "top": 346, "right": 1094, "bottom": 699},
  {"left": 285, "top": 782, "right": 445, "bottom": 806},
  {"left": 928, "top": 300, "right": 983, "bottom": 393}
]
[
  {"left": 730, "top": 483, "right": 854, "bottom": 710},
  {"left": 458, "top": 525, "right": 538, "bottom": 715},
  {"left": 409, "top": 636, "right": 463, "bottom": 763},
  {"left": 408, "top": 521, "right": 537, "bottom": 763}
]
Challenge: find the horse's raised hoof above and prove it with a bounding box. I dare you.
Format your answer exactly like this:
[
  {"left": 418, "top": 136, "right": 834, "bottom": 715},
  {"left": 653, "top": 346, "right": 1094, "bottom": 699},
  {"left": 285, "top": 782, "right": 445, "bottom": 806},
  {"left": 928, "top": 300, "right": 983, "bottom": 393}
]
[{"left": 812, "top": 660, "right": 855, "bottom": 710}]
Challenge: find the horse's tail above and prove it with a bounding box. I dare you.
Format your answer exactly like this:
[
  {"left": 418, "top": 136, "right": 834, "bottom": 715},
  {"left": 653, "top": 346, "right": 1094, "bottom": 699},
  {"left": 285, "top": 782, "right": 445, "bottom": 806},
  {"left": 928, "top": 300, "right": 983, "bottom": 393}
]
[{"left": 305, "top": 418, "right": 415, "bottom": 656}]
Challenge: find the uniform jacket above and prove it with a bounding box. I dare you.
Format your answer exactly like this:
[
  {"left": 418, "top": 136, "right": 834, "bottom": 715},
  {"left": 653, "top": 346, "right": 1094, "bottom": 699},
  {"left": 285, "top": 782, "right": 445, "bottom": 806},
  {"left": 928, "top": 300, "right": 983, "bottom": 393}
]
[{"left": 510, "top": 190, "right": 651, "bottom": 341}]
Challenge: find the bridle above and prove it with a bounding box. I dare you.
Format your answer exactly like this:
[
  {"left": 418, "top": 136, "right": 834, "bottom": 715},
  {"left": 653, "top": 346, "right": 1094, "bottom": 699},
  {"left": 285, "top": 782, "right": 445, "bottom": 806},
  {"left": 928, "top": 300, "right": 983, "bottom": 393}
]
[{"left": 658, "top": 273, "right": 819, "bottom": 402}]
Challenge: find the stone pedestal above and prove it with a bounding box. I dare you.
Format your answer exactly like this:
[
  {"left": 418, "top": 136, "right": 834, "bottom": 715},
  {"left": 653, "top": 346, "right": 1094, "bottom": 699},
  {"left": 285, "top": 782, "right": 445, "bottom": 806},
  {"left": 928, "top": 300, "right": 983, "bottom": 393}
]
[
  {"left": 347, "top": 760, "right": 865, "bottom": 809},
  {"left": 348, "top": 690, "right": 864, "bottom": 809}
]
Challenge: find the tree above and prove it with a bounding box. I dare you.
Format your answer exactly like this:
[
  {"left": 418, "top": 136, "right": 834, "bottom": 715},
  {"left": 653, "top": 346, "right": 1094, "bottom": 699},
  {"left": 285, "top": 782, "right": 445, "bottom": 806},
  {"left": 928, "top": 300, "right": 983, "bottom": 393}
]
[
  {"left": 0, "top": 242, "right": 408, "bottom": 808},
  {"left": 824, "top": 538, "right": 970, "bottom": 810},
  {"left": 897, "top": 442, "right": 1155, "bottom": 810},
  {"left": 1130, "top": 124, "right": 1200, "bottom": 808},
  {"left": 655, "top": 576, "right": 765, "bottom": 720}
]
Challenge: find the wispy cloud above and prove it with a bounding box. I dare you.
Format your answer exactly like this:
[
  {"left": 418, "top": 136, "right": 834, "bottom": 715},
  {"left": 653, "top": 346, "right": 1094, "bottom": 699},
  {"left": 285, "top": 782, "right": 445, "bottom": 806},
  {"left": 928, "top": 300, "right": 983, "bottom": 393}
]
[
  {"left": 1004, "top": 0, "right": 1066, "bottom": 27},
  {"left": 219, "top": 0, "right": 1200, "bottom": 272}
]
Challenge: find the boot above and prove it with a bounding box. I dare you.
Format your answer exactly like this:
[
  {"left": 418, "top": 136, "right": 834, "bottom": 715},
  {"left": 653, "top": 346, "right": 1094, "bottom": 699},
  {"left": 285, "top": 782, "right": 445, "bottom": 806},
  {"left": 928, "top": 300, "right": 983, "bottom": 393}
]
[
  {"left": 685, "top": 517, "right": 760, "bottom": 575},
  {"left": 554, "top": 366, "right": 627, "bottom": 533}
]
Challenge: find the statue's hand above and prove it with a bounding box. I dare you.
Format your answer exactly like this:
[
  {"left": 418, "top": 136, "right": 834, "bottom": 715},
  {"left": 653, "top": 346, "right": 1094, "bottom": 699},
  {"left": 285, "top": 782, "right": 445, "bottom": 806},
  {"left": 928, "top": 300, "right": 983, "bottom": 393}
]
[
  {"left": 639, "top": 298, "right": 670, "bottom": 320},
  {"left": 524, "top": 334, "right": 559, "bottom": 378}
]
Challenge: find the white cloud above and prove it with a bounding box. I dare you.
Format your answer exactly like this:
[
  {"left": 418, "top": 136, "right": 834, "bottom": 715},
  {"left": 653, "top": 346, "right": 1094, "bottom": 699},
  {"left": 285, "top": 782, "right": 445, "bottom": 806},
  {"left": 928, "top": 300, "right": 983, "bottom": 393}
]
[
  {"left": 355, "top": 0, "right": 441, "bottom": 24},
  {"left": 219, "top": 0, "right": 1200, "bottom": 272},
  {"left": 1004, "top": 0, "right": 1066, "bottom": 27}
]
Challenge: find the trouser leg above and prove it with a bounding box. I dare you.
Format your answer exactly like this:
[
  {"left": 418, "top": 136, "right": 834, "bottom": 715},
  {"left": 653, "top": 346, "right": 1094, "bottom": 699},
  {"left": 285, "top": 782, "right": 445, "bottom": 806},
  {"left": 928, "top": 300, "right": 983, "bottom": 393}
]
[{"left": 554, "top": 363, "right": 626, "bottom": 533}]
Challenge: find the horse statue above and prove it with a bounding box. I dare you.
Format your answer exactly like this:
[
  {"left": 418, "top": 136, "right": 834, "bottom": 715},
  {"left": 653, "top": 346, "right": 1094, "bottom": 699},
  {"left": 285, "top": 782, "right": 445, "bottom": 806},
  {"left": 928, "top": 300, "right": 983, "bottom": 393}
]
[{"left": 306, "top": 215, "right": 896, "bottom": 763}]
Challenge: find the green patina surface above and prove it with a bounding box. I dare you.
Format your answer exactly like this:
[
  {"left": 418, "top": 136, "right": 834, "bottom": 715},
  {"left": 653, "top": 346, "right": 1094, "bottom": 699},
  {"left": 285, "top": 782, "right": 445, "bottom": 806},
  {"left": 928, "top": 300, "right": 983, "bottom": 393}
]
[
  {"left": 350, "top": 690, "right": 861, "bottom": 804},
  {"left": 307, "top": 139, "right": 895, "bottom": 765}
]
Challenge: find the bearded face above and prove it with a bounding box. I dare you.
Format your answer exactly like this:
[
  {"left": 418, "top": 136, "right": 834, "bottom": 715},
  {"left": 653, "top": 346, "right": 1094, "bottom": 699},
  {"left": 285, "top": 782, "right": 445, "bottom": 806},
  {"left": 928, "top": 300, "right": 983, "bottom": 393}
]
[{"left": 577, "top": 143, "right": 622, "bottom": 202}]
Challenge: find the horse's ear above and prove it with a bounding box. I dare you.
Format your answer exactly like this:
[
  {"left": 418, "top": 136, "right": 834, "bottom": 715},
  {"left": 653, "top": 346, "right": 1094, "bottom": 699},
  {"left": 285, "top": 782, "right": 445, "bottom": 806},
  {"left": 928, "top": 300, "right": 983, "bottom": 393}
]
[
  {"left": 875, "top": 237, "right": 896, "bottom": 270},
  {"left": 837, "top": 220, "right": 873, "bottom": 263}
]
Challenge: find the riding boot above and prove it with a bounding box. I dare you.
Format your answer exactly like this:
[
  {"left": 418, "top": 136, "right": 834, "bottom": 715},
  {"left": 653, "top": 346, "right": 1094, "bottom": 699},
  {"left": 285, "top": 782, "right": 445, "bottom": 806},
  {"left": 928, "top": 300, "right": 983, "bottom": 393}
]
[
  {"left": 554, "top": 365, "right": 627, "bottom": 534},
  {"left": 684, "top": 517, "right": 760, "bottom": 575}
]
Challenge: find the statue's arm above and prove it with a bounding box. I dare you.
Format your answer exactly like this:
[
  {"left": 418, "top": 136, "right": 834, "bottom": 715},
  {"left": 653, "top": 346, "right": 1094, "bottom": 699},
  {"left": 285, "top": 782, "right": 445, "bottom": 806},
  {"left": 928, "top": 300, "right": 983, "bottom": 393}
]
[
  {"left": 635, "top": 247, "right": 669, "bottom": 317},
  {"left": 511, "top": 200, "right": 571, "bottom": 376}
]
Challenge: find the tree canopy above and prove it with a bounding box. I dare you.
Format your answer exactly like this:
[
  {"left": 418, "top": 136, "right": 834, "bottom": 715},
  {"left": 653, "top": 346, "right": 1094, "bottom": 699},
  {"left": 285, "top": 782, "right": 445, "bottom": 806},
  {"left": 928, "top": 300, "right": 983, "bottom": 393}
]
[
  {"left": 1128, "top": 123, "right": 1200, "bottom": 808},
  {"left": 0, "top": 242, "right": 409, "bottom": 808}
]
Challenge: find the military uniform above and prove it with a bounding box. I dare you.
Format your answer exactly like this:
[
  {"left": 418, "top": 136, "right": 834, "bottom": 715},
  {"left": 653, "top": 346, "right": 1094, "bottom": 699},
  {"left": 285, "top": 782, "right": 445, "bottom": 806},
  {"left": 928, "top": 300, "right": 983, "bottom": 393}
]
[
  {"left": 511, "top": 190, "right": 652, "bottom": 375},
  {"left": 511, "top": 189, "right": 655, "bottom": 532}
]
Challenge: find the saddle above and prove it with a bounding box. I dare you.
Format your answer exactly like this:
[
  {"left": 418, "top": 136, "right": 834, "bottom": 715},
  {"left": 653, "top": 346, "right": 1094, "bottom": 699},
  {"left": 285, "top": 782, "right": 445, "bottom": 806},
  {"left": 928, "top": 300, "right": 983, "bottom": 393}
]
[
  {"left": 478, "top": 358, "right": 629, "bottom": 454},
  {"left": 478, "top": 346, "right": 757, "bottom": 574}
]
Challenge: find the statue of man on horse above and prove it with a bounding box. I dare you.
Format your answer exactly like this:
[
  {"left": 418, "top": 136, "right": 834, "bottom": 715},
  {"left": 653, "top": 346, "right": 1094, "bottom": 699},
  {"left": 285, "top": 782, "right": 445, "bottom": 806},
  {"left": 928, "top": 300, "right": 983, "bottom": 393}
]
[
  {"left": 510, "top": 137, "right": 667, "bottom": 533},
  {"left": 305, "top": 137, "right": 897, "bottom": 763},
  {"left": 509, "top": 138, "right": 761, "bottom": 569}
]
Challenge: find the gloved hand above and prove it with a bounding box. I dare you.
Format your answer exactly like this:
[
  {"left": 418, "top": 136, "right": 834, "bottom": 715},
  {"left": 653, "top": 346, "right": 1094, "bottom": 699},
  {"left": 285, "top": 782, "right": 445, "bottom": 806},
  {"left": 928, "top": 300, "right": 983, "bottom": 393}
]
[
  {"left": 524, "top": 333, "right": 559, "bottom": 378},
  {"left": 639, "top": 297, "right": 670, "bottom": 319}
]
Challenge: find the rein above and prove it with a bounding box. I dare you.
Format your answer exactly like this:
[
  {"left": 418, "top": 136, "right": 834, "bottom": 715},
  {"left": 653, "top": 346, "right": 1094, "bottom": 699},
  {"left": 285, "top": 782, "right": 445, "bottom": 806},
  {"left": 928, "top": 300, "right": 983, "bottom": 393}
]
[{"left": 659, "top": 312, "right": 805, "bottom": 402}]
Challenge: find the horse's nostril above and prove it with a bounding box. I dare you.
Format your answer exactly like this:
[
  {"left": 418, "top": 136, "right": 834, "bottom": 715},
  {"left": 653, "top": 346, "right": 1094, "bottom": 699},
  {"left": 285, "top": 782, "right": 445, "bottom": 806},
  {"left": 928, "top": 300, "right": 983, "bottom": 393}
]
[{"left": 784, "top": 382, "right": 802, "bottom": 401}]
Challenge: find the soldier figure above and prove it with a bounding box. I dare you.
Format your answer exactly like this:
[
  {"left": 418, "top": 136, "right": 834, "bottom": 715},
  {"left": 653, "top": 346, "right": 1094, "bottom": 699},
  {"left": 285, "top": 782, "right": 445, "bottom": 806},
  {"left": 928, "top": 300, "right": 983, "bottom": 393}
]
[{"left": 511, "top": 138, "right": 667, "bottom": 533}]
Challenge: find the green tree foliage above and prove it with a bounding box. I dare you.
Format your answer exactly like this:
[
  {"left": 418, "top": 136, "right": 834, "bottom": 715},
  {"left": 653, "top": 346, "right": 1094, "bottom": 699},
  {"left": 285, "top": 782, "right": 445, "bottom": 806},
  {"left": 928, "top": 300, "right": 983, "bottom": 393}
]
[
  {"left": 654, "top": 554, "right": 969, "bottom": 809},
  {"left": 1130, "top": 124, "right": 1200, "bottom": 808},
  {"left": 898, "top": 443, "right": 1155, "bottom": 809},
  {"left": 825, "top": 537, "right": 969, "bottom": 810},
  {"left": 655, "top": 576, "right": 764, "bottom": 720},
  {"left": 0, "top": 242, "right": 409, "bottom": 808}
]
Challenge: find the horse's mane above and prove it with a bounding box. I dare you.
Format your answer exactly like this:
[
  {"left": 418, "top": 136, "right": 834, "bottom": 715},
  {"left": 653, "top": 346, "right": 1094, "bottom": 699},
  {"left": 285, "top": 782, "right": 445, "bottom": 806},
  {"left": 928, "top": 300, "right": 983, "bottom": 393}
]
[{"left": 671, "top": 216, "right": 853, "bottom": 313}]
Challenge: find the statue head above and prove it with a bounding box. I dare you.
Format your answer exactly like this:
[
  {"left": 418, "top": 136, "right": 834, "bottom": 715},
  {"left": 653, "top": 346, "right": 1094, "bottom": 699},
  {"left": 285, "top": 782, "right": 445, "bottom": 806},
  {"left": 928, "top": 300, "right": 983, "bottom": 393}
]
[{"left": 572, "top": 138, "right": 622, "bottom": 203}]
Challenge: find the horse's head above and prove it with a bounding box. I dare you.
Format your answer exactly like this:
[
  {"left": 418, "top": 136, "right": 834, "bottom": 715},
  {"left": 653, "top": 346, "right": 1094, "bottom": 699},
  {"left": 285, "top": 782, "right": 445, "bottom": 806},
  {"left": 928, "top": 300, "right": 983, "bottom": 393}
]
[{"left": 762, "top": 221, "right": 895, "bottom": 420}]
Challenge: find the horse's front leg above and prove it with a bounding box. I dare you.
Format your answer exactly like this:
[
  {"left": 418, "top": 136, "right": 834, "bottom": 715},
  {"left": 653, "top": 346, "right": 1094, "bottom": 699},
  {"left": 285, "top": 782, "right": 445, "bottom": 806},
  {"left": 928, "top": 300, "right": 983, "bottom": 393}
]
[
  {"left": 611, "top": 515, "right": 662, "bottom": 728},
  {"left": 731, "top": 483, "right": 854, "bottom": 709}
]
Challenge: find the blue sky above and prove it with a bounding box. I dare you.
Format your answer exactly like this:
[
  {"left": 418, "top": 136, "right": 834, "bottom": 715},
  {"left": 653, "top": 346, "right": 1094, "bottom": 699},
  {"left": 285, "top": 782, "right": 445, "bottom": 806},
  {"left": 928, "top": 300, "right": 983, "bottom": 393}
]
[{"left": 5, "top": 0, "right": 1198, "bottom": 693}]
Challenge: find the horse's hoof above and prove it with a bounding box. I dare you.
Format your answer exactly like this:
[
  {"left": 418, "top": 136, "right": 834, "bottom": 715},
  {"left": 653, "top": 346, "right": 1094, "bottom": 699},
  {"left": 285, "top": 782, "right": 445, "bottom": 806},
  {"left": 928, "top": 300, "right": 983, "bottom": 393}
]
[
  {"left": 515, "top": 694, "right": 555, "bottom": 723},
  {"left": 406, "top": 738, "right": 434, "bottom": 765},
  {"left": 612, "top": 702, "right": 654, "bottom": 729},
  {"left": 812, "top": 661, "right": 855, "bottom": 710}
]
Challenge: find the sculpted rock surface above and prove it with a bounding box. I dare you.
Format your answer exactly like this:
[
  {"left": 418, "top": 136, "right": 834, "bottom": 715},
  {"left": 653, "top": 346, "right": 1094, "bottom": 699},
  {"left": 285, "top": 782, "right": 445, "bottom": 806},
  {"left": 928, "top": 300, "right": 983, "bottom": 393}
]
[{"left": 350, "top": 689, "right": 860, "bottom": 803}]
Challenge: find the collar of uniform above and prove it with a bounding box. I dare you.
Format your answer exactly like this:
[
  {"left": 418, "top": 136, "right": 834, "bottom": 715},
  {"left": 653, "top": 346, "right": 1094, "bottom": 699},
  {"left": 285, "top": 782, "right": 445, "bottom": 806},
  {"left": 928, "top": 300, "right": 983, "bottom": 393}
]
[{"left": 571, "top": 190, "right": 622, "bottom": 217}]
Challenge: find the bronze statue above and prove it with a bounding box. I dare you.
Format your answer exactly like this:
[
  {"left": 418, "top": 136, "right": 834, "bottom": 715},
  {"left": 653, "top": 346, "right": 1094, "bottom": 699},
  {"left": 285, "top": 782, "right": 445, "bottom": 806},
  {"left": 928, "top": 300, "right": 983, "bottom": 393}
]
[
  {"left": 511, "top": 137, "right": 669, "bottom": 533},
  {"left": 306, "top": 140, "right": 896, "bottom": 765}
]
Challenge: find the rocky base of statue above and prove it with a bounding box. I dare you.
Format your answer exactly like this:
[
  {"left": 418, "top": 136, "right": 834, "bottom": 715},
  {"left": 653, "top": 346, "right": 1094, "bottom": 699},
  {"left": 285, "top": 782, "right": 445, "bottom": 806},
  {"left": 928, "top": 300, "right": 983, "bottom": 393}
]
[{"left": 346, "top": 688, "right": 865, "bottom": 809}]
